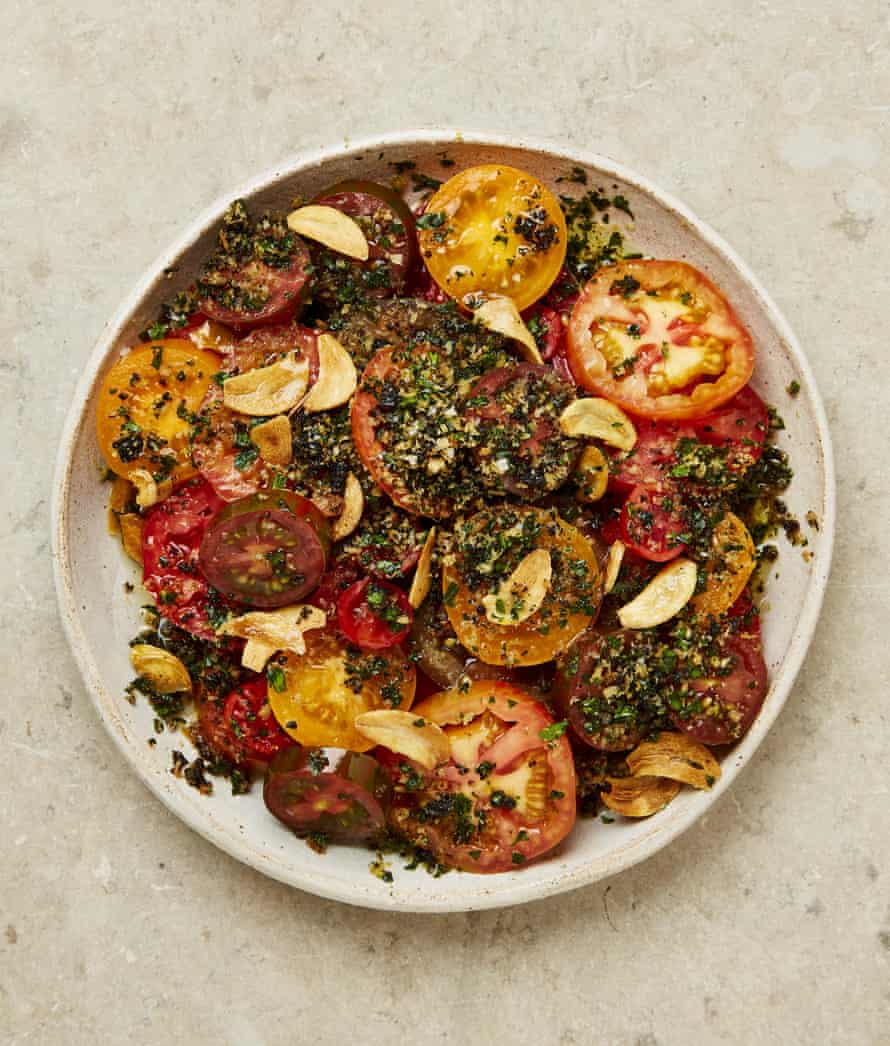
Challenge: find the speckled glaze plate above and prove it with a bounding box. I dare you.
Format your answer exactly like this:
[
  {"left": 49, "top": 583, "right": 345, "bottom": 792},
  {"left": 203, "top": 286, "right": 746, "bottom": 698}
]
[{"left": 51, "top": 132, "right": 835, "bottom": 912}]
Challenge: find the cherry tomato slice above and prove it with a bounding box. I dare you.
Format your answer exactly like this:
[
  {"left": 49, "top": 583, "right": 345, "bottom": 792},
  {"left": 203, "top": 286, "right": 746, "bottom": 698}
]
[
  {"left": 197, "top": 207, "right": 312, "bottom": 330},
  {"left": 620, "top": 485, "right": 688, "bottom": 562},
  {"left": 567, "top": 260, "right": 755, "bottom": 420},
  {"left": 263, "top": 747, "right": 390, "bottom": 844},
  {"left": 198, "top": 491, "right": 331, "bottom": 608},
  {"left": 337, "top": 578, "right": 413, "bottom": 651},
  {"left": 465, "top": 364, "right": 579, "bottom": 500},
  {"left": 418, "top": 164, "right": 567, "bottom": 311},
  {"left": 386, "top": 680, "right": 576, "bottom": 873},
  {"left": 310, "top": 180, "right": 417, "bottom": 305},
  {"left": 96, "top": 341, "right": 219, "bottom": 483},
  {"left": 141, "top": 477, "right": 227, "bottom": 640},
  {"left": 670, "top": 634, "right": 767, "bottom": 745},
  {"left": 198, "top": 676, "right": 295, "bottom": 767}
]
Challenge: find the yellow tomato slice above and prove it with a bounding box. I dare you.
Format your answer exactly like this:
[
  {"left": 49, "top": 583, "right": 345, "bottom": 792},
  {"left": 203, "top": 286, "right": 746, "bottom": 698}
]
[
  {"left": 269, "top": 630, "right": 416, "bottom": 750},
  {"left": 442, "top": 506, "right": 601, "bottom": 667},
  {"left": 96, "top": 340, "right": 219, "bottom": 482},
  {"left": 418, "top": 164, "right": 567, "bottom": 312},
  {"left": 692, "top": 511, "right": 757, "bottom": 617}
]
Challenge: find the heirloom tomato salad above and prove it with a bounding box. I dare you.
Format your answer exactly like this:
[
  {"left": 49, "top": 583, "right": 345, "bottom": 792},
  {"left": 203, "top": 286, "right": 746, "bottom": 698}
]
[{"left": 99, "top": 161, "right": 795, "bottom": 876}]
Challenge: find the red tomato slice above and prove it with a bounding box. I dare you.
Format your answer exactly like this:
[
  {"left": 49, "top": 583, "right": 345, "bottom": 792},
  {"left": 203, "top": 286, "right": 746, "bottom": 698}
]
[
  {"left": 192, "top": 325, "right": 318, "bottom": 503},
  {"left": 351, "top": 345, "right": 452, "bottom": 518},
  {"left": 465, "top": 363, "right": 579, "bottom": 500},
  {"left": 228, "top": 322, "right": 319, "bottom": 380},
  {"left": 337, "top": 578, "right": 413, "bottom": 651},
  {"left": 199, "top": 244, "right": 312, "bottom": 331},
  {"left": 522, "top": 305, "right": 565, "bottom": 361},
  {"left": 606, "top": 419, "right": 695, "bottom": 494},
  {"left": 141, "top": 477, "right": 227, "bottom": 640},
  {"left": 310, "top": 559, "right": 365, "bottom": 616},
  {"left": 198, "top": 677, "right": 294, "bottom": 767},
  {"left": 190, "top": 385, "right": 265, "bottom": 502},
  {"left": 690, "top": 384, "right": 769, "bottom": 470},
  {"left": 386, "top": 680, "right": 576, "bottom": 873},
  {"left": 620, "top": 485, "right": 687, "bottom": 562},
  {"left": 310, "top": 180, "right": 417, "bottom": 305},
  {"left": 671, "top": 634, "right": 767, "bottom": 745},
  {"left": 554, "top": 629, "right": 656, "bottom": 751},
  {"left": 566, "top": 260, "right": 755, "bottom": 420}
]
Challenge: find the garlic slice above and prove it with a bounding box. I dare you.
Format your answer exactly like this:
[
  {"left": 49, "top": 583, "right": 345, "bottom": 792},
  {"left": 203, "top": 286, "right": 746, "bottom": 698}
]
[
  {"left": 250, "top": 415, "right": 292, "bottom": 466},
  {"left": 472, "top": 296, "right": 543, "bottom": 365},
  {"left": 601, "top": 775, "right": 681, "bottom": 817},
  {"left": 575, "top": 444, "right": 609, "bottom": 503},
  {"left": 130, "top": 644, "right": 192, "bottom": 694},
  {"left": 107, "top": 476, "right": 134, "bottom": 534},
  {"left": 559, "top": 397, "right": 637, "bottom": 450},
  {"left": 618, "top": 557, "right": 697, "bottom": 629},
  {"left": 218, "top": 605, "right": 327, "bottom": 670},
  {"left": 287, "top": 204, "right": 370, "bottom": 261},
  {"left": 301, "top": 334, "right": 357, "bottom": 413},
  {"left": 408, "top": 527, "right": 437, "bottom": 609},
  {"left": 353, "top": 710, "right": 450, "bottom": 770},
  {"left": 129, "top": 468, "right": 173, "bottom": 509},
  {"left": 222, "top": 353, "right": 309, "bottom": 416},
  {"left": 119, "top": 513, "right": 144, "bottom": 565},
  {"left": 242, "top": 640, "right": 279, "bottom": 673},
  {"left": 482, "top": 549, "right": 552, "bottom": 625},
  {"left": 331, "top": 472, "right": 364, "bottom": 541},
  {"left": 603, "top": 540, "right": 625, "bottom": 596},
  {"left": 626, "top": 732, "right": 722, "bottom": 790}
]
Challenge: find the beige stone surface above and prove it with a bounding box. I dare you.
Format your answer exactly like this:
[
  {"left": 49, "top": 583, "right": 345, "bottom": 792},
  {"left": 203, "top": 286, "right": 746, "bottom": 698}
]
[{"left": 2, "top": 1, "right": 889, "bottom": 1043}]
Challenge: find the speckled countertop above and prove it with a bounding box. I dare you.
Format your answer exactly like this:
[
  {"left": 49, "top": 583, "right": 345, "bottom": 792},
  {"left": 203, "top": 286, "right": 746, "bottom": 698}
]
[{"left": 2, "top": 2, "right": 888, "bottom": 1043}]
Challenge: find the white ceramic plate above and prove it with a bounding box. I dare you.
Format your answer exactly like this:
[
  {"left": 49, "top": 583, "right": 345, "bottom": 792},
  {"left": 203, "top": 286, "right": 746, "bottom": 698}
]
[{"left": 51, "top": 132, "right": 835, "bottom": 912}]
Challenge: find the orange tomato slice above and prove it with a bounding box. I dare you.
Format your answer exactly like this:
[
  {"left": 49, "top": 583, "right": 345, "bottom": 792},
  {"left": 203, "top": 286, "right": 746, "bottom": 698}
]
[
  {"left": 442, "top": 506, "right": 601, "bottom": 667},
  {"left": 96, "top": 340, "right": 219, "bottom": 482},
  {"left": 269, "top": 630, "right": 416, "bottom": 750},
  {"left": 692, "top": 512, "right": 757, "bottom": 618},
  {"left": 418, "top": 164, "right": 567, "bottom": 312}
]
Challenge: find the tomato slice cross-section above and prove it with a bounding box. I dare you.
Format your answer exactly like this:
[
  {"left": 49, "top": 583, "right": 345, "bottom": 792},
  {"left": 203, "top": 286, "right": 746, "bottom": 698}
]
[
  {"left": 567, "top": 260, "right": 755, "bottom": 420},
  {"left": 384, "top": 680, "right": 576, "bottom": 872}
]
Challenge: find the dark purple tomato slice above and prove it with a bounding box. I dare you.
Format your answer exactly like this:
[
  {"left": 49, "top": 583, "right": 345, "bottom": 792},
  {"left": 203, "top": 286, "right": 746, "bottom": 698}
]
[
  {"left": 310, "top": 180, "right": 417, "bottom": 305},
  {"left": 199, "top": 239, "right": 312, "bottom": 330},
  {"left": 620, "top": 484, "right": 688, "bottom": 562},
  {"left": 670, "top": 634, "right": 768, "bottom": 745},
  {"left": 554, "top": 629, "right": 657, "bottom": 752},
  {"left": 199, "top": 491, "right": 331, "bottom": 608},
  {"left": 336, "top": 578, "right": 413, "bottom": 651},
  {"left": 465, "top": 364, "right": 579, "bottom": 500},
  {"left": 263, "top": 747, "right": 389, "bottom": 843},
  {"left": 408, "top": 595, "right": 468, "bottom": 689}
]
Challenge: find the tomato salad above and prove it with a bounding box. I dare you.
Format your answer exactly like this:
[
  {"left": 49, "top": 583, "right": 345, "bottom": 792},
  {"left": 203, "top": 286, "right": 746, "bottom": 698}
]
[{"left": 102, "top": 161, "right": 795, "bottom": 877}]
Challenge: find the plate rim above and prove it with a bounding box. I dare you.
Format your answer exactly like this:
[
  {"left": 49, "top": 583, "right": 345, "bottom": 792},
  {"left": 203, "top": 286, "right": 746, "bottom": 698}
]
[{"left": 50, "top": 129, "right": 836, "bottom": 912}]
